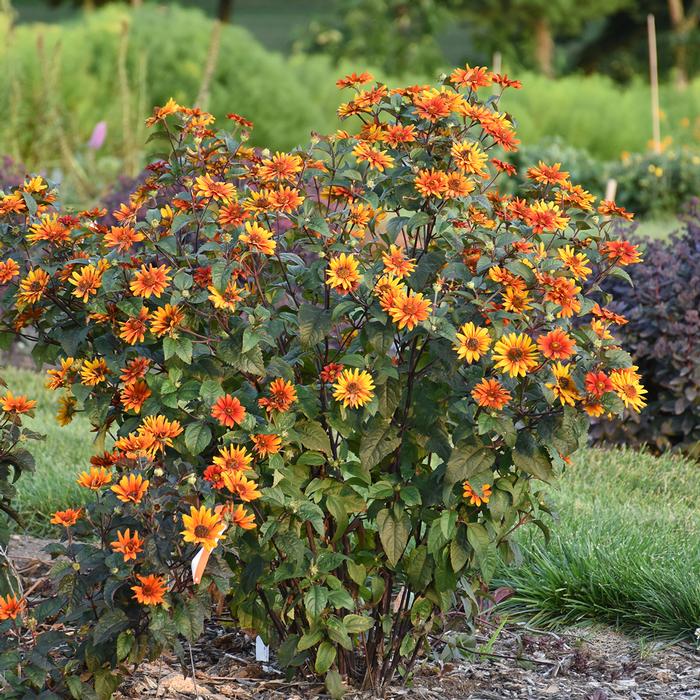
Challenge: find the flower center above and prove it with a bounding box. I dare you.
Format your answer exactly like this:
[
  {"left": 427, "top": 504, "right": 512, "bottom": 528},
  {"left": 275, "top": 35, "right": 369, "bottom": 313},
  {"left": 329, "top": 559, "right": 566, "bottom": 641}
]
[{"left": 194, "top": 524, "right": 210, "bottom": 538}]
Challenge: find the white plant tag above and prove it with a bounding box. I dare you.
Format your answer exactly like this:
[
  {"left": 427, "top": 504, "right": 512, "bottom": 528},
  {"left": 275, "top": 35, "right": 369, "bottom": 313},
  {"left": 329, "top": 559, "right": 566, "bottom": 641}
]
[{"left": 255, "top": 636, "right": 270, "bottom": 662}]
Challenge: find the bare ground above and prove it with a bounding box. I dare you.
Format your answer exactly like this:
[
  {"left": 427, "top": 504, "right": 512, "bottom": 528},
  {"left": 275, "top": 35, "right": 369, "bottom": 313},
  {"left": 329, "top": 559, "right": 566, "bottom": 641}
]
[{"left": 9, "top": 535, "right": 700, "bottom": 700}]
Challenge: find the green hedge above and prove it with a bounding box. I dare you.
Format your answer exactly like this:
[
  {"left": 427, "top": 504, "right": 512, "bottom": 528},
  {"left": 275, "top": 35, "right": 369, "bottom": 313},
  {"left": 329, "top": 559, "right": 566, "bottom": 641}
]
[{"left": 0, "top": 4, "right": 339, "bottom": 172}]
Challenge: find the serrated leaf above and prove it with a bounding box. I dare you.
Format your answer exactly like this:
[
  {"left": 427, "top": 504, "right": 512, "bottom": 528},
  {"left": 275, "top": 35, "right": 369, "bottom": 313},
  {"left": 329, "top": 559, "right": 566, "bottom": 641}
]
[{"left": 184, "top": 421, "right": 212, "bottom": 455}]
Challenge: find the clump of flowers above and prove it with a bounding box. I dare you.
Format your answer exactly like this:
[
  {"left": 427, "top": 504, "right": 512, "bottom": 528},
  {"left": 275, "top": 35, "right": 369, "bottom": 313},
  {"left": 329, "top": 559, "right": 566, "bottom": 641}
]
[{"left": 0, "top": 67, "right": 642, "bottom": 695}]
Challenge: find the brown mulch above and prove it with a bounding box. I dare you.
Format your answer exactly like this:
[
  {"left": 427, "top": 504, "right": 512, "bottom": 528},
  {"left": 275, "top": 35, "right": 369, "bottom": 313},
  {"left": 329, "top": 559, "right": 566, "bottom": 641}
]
[{"left": 8, "top": 535, "right": 700, "bottom": 700}]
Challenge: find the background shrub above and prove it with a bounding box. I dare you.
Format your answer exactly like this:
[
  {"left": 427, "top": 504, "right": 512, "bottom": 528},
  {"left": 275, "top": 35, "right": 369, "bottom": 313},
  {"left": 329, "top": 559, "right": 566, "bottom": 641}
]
[{"left": 591, "top": 202, "right": 700, "bottom": 454}]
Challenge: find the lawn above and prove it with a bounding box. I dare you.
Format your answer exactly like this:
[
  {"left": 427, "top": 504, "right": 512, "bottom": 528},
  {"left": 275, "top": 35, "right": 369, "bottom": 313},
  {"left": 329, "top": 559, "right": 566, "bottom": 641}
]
[
  {"left": 498, "top": 447, "right": 700, "bottom": 642},
  {"left": 3, "top": 365, "right": 699, "bottom": 642}
]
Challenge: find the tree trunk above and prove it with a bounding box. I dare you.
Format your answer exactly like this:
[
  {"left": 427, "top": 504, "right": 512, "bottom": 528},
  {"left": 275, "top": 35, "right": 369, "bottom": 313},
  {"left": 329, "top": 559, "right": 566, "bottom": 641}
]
[
  {"left": 667, "top": 0, "right": 696, "bottom": 89},
  {"left": 534, "top": 16, "right": 554, "bottom": 78},
  {"left": 218, "top": 0, "right": 234, "bottom": 23}
]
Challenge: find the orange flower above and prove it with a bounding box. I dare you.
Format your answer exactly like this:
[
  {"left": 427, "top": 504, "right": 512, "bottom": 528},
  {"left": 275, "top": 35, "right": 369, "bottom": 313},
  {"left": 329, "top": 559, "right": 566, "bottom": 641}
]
[
  {"left": 104, "top": 225, "right": 144, "bottom": 253},
  {"left": 332, "top": 368, "right": 375, "bottom": 409},
  {"left": 138, "top": 415, "right": 183, "bottom": 451},
  {"left": 463, "top": 481, "right": 492, "bottom": 506},
  {"left": 387, "top": 291, "right": 431, "bottom": 331},
  {"left": 0, "top": 594, "right": 25, "bottom": 620},
  {"left": 146, "top": 97, "right": 181, "bottom": 126},
  {"left": 50, "top": 508, "right": 82, "bottom": 527},
  {"left": 131, "top": 574, "right": 167, "bottom": 606},
  {"left": 181, "top": 505, "right": 226, "bottom": 552},
  {"left": 269, "top": 186, "right": 304, "bottom": 212},
  {"left": 445, "top": 171, "right": 476, "bottom": 199},
  {"left": 1, "top": 391, "right": 36, "bottom": 414},
  {"left": 545, "top": 277, "right": 582, "bottom": 318},
  {"left": 129, "top": 264, "right": 172, "bottom": 299},
  {"left": 222, "top": 471, "right": 262, "bottom": 501},
  {"left": 211, "top": 394, "right": 247, "bottom": 428},
  {"left": 320, "top": 363, "right": 344, "bottom": 383},
  {"left": 352, "top": 142, "right": 394, "bottom": 172},
  {"left": 326, "top": 253, "right": 361, "bottom": 295},
  {"left": 600, "top": 240, "right": 642, "bottom": 266},
  {"left": 527, "top": 161, "right": 569, "bottom": 186},
  {"left": 230, "top": 503, "right": 256, "bottom": 530},
  {"left": 27, "top": 213, "right": 71, "bottom": 245},
  {"left": 384, "top": 123, "right": 416, "bottom": 147},
  {"left": 451, "top": 141, "right": 488, "bottom": 177},
  {"left": 537, "top": 328, "right": 575, "bottom": 361},
  {"left": 0, "top": 258, "right": 20, "bottom": 284},
  {"left": 258, "top": 378, "right": 297, "bottom": 413},
  {"left": 584, "top": 370, "right": 614, "bottom": 398},
  {"left": 240, "top": 221, "right": 276, "bottom": 255},
  {"left": 17, "top": 268, "right": 50, "bottom": 305},
  {"left": 110, "top": 528, "right": 145, "bottom": 561},
  {"left": 471, "top": 377, "right": 511, "bottom": 410},
  {"left": 251, "top": 433, "right": 282, "bottom": 457},
  {"left": 150, "top": 304, "right": 185, "bottom": 337},
  {"left": 69, "top": 263, "right": 104, "bottom": 303},
  {"left": 77, "top": 466, "right": 112, "bottom": 490},
  {"left": 211, "top": 444, "right": 252, "bottom": 473},
  {"left": 414, "top": 168, "right": 448, "bottom": 198},
  {"left": 120, "top": 380, "right": 151, "bottom": 414},
  {"left": 208, "top": 281, "right": 243, "bottom": 311},
  {"left": 111, "top": 473, "right": 150, "bottom": 504},
  {"left": 492, "top": 333, "right": 539, "bottom": 378},
  {"left": 119, "top": 307, "right": 151, "bottom": 345},
  {"left": 193, "top": 174, "right": 236, "bottom": 203},
  {"left": 598, "top": 200, "right": 634, "bottom": 221},
  {"left": 79, "top": 357, "right": 109, "bottom": 386},
  {"left": 382, "top": 245, "right": 415, "bottom": 279},
  {"left": 259, "top": 151, "right": 303, "bottom": 182},
  {"left": 120, "top": 357, "right": 150, "bottom": 384}
]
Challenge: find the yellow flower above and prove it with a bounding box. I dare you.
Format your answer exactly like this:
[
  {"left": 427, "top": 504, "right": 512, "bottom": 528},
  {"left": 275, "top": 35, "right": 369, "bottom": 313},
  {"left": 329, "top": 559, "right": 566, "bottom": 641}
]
[
  {"left": 181, "top": 505, "right": 226, "bottom": 552},
  {"left": 454, "top": 322, "right": 491, "bottom": 363},
  {"left": 545, "top": 362, "right": 581, "bottom": 406},
  {"left": 332, "top": 368, "right": 375, "bottom": 408},
  {"left": 326, "top": 253, "right": 360, "bottom": 294},
  {"left": 492, "top": 333, "right": 539, "bottom": 378}
]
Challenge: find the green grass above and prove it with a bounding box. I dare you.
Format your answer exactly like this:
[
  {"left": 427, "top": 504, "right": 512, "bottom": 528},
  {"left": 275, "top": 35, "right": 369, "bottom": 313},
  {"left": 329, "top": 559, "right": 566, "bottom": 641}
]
[
  {"left": 634, "top": 217, "right": 679, "bottom": 240},
  {"left": 1, "top": 365, "right": 95, "bottom": 533},
  {"left": 2, "top": 366, "right": 699, "bottom": 641},
  {"left": 497, "top": 447, "right": 700, "bottom": 642}
]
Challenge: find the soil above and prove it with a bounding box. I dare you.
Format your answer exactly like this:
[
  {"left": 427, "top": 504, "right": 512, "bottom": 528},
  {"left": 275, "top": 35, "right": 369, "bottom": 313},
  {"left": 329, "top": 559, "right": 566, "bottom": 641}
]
[{"left": 8, "top": 535, "right": 700, "bottom": 700}]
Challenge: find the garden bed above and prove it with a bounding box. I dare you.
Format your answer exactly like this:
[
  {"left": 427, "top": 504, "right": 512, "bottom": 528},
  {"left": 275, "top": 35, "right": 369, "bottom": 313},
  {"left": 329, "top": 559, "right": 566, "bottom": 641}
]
[{"left": 9, "top": 535, "right": 699, "bottom": 700}]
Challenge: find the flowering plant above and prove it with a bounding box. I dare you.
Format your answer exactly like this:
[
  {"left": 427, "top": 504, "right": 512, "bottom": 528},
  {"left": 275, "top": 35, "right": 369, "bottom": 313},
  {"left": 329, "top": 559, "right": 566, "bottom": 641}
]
[{"left": 0, "top": 66, "right": 643, "bottom": 696}]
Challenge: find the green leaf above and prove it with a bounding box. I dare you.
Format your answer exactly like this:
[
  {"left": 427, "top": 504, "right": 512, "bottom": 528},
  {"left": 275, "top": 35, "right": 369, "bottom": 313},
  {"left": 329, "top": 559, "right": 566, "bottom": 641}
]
[
  {"left": 343, "top": 614, "right": 374, "bottom": 633},
  {"left": 298, "top": 304, "right": 333, "bottom": 348},
  {"left": 467, "top": 523, "right": 498, "bottom": 583},
  {"left": 513, "top": 447, "right": 553, "bottom": 482},
  {"left": 298, "top": 629, "right": 324, "bottom": 651},
  {"left": 445, "top": 442, "right": 495, "bottom": 488},
  {"left": 377, "top": 508, "right": 410, "bottom": 567},
  {"left": 184, "top": 421, "right": 212, "bottom": 456},
  {"left": 94, "top": 668, "right": 121, "bottom": 700},
  {"left": 296, "top": 420, "right": 332, "bottom": 455},
  {"left": 92, "top": 609, "right": 128, "bottom": 645},
  {"left": 116, "top": 630, "right": 134, "bottom": 662},
  {"left": 163, "top": 335, "right": 193, "bottom": 364},
  {"left": 325, "top": 669, "right": 347, "bottom": 699},
  {"left": 359, "top": 418, "right": 401, "bottom": 470},
  {"left": 315, "top": 641, "right": 337, "bottom": 674},
  {"left": 450, "top": 537, "right": 469, "bottom": 572},
  {"left": 304, "top": 585, "right": 329, "bottom": 622},
  {"left": 406, "top": 545, "right": 432, "bottom": 591}
]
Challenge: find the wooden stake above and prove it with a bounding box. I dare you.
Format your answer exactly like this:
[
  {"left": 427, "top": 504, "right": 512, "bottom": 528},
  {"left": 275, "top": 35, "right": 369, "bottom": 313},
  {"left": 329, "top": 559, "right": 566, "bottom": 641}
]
[
  {"left": 492, "top": 51, "right": 502, "bottom": 76},
  {"left": 647, "top": 14, "right": 662, "bottom": 154},
  {"left": 605, "top": 178, "right": 618, "bottom": 203}
]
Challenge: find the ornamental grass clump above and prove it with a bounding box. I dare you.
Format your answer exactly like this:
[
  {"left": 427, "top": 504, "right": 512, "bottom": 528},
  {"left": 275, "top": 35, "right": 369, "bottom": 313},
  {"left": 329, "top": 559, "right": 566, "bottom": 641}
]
[{"left": 0, "top": 66, "right": 643, "bottom": 697}]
